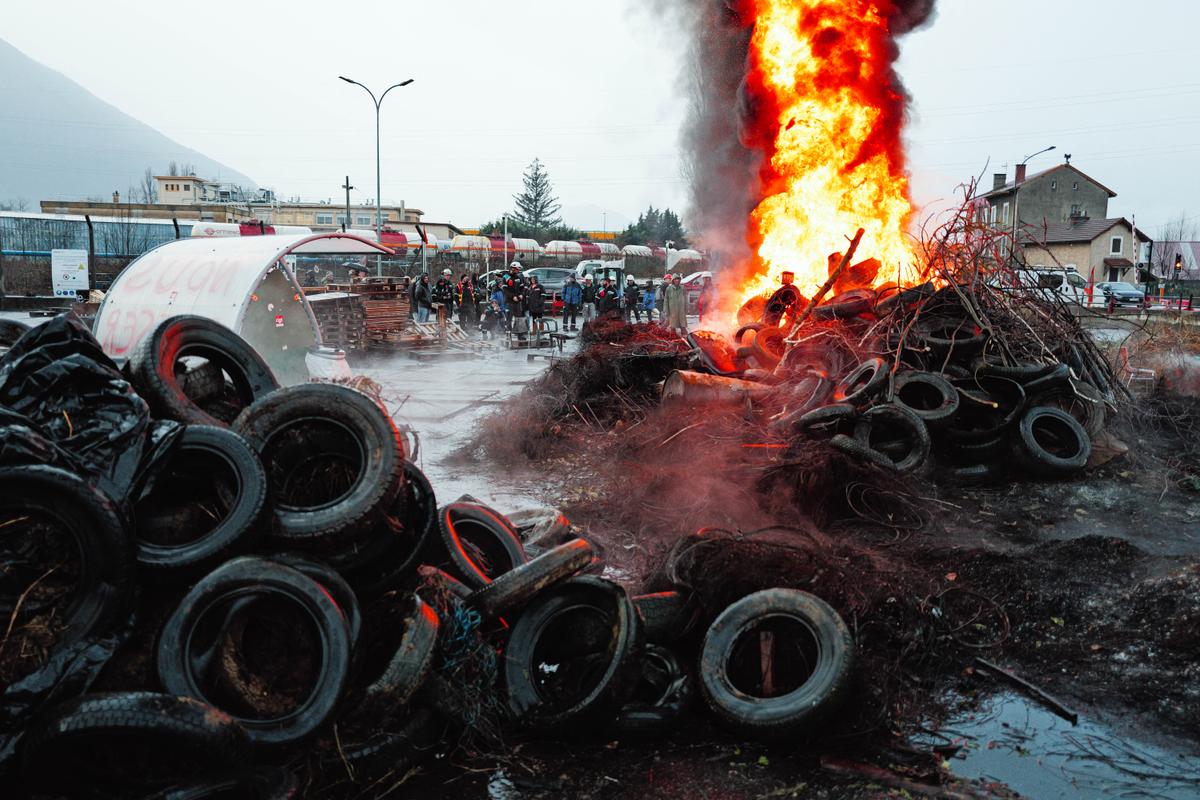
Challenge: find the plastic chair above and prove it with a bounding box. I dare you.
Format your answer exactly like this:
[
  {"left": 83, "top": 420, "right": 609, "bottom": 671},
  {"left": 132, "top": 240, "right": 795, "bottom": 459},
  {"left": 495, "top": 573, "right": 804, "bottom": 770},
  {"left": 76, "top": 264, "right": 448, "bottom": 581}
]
[{"left": 1118, "top": 346, "right": 1155, "bottom": 387}]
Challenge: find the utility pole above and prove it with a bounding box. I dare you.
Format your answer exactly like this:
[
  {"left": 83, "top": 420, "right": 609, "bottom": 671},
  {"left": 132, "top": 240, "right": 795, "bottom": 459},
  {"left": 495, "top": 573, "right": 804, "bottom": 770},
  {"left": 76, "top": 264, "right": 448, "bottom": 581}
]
[
  {"left": 504, "top": 214, "right": 510, "bottom": 269},
  {"left": 341, "top": 176, "right": 354, "bottom": 233}
]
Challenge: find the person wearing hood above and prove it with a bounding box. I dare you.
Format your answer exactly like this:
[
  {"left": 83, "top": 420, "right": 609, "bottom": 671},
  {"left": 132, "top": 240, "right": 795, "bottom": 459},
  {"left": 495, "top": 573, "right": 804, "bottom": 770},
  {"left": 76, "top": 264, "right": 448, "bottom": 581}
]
[
  {"left": 641, "top": 279, "right": 656, "bottom": 320},
  {"left": 655, "top": 275, "right": 672, "bottom": 326},
  {"left": 526, "top": 276, "right": 547, "bottom": 332},
  {"left": 662, "top": 274, "right": 688, "bottom": 335},
  {"left": 504, "top": 262, "right": 527, "bottom": 339},
  {"left": 561, "top": 274, "right": 583, "bottom": 331},
  {"left": 414, "top": 273, "right": 434, "bottom": 323}
]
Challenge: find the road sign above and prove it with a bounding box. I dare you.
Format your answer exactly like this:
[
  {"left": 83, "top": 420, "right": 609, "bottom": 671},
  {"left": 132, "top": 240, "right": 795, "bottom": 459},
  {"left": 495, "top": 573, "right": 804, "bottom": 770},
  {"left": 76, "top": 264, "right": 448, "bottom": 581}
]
[{"left": 50, "top": 249, "right": 89, "bottom": 298}]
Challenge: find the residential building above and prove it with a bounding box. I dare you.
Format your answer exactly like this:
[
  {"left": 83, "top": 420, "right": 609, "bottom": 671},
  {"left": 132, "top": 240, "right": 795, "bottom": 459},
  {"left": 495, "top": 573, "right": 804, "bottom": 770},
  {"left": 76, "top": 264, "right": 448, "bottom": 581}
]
[
  {"left": 1020, "top": 217, "right": 1152, "bottom": 284},
  {"left": 978, "top": 162, "right": 1116, "bottom": 229}
]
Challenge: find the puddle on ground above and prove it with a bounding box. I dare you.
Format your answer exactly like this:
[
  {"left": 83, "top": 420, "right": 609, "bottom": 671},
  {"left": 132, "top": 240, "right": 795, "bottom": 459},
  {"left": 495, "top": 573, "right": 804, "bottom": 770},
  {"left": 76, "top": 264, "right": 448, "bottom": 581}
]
[{"left": 937, "top": 691, "right": 1200, "bottom": 799}]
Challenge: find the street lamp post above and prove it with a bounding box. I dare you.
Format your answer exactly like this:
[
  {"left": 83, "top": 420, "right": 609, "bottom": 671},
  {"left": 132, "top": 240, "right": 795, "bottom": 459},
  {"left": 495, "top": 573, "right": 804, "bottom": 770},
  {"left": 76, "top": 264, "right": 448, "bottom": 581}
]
[
  {"left": 339, "top": 75, "right": 414, "bottom": 275},
  {"left": 1010, "top": 144, "right": 1056, "bottom": 264}
]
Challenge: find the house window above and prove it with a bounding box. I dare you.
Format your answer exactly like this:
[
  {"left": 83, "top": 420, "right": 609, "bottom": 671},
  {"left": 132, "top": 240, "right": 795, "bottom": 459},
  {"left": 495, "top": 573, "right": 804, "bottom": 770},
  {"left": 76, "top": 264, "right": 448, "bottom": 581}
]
[
  {"left": 1070, "top": 204, "right": 1082, "bottom": 217},
  {"left": 315, "top": 213, "right": 334, "bottom": 225},
  {"left": 1050, "top": 180, "right": 1057, "bottom": 191},
  {"left": 1073, "top": 182, "right": 1079, "bottom": 191},
  {"left": 1002, "top": 202, "right": 1010, "bottom": 225},
  {"left": 357, "top": 215, "right": 372, "bottom": 226},
  {"left": 990, "top": 206, "right": 997, "bottom": 224},
  {"left": 336, "top": 214, "right": 347, "bottom": 225},
  {"left": 183, "top": 184, "right": 190, "bottom": 192},
  {"left": 1109, "top": 236, "right": 1123, "bottom": 255}
]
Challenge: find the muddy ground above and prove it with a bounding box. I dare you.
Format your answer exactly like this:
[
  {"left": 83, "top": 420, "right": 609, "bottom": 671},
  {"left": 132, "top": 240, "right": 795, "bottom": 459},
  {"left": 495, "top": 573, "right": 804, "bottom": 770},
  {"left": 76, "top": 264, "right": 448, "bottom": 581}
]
[{"left": 391, "top": 335, "right": 1200, "bottom": 799}]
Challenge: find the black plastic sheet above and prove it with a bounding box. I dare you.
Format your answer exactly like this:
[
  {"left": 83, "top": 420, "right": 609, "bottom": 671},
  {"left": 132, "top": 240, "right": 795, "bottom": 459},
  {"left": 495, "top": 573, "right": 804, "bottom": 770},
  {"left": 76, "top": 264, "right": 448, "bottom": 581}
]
[{"left": 0, "top": 314, "right": 180, "bottom": 505}]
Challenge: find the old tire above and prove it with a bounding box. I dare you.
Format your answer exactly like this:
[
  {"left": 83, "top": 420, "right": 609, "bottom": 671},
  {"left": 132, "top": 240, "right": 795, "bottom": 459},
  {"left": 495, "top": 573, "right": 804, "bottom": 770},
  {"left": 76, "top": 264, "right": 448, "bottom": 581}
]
[
  {"left": 467, "top": 538, "right": 594, "bottom": 620},
  {"left": 893, "top": 371, "right": 959, "bottom": 427},
  {"left": 325, "top": 460, "right": 435, "bottom": 599},
  {"left": 749, "top": 325, "right": 787, "bottom": 369},
  {"left": 145, "top": 768, "right": 299, "bottom": 800},
  {"left": 134, "top": 425, "right": 268, "bottom": 578},
  {"left": 634, "top": 591, "right": 699, "bottom": 645},
  {"left": 833, "top": 357, "right": 888, "bottom": 406},
  {"left": 20, "top": 692, "right": 250, "bottom": 793},
  {"left": 1029, "top": 379, "right": 1106, "bottom": 439},
  {"left": 613, "top": 645, "right": 695, "bottom": 735},
  {"left": 796, "top": 402, "right": 857, "bottom": 435},
  {"left": 916, "top": 315, "right": 989, "bottom": 360},
  {"left": 852, "top": 404, "right": 931, "bottom": 474},
  {"left": 814, "top": 289, "right": 875, "bottom": 320},
  {"left": 233, "top": 383, "right": 405, "bottom": 550},
  {"left": 505, "top": 576, "right": 643, "bottom": 730},
  {"left": 699, "top": 588, "right": 853, "bottom": 737},
  {"left": 130, "top": 315, "right": 279, "bottom": 427},
  {"left": 339, "top": 595, "right": 439, "bottom": 731},
  {"left": 156, "top": 556, "right": 352, "bottom": 750},
  {"left": 829, "top": 433, "right": 895, "bottom": 470},
  {"left": 945, "top": 377, "right": 1026, "bottom": 443},
  {"left": 433, "top": 502, "right": 527, "bottom": 590},
  {"left": 264, "top": 553, "right": 362, "bottom": 647},
  {"left": 1015, "top": 406, "right": 1092, "bottom": 479},
  {"left": 0, "top": 465, "right": 133, "bottom": 657}
]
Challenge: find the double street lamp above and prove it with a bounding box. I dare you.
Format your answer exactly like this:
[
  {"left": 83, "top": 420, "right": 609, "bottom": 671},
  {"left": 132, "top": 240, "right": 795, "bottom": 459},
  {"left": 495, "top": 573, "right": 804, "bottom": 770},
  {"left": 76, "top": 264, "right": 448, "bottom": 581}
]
[{"left": 339, "top": 75, "right": 414, "bottom": 273}]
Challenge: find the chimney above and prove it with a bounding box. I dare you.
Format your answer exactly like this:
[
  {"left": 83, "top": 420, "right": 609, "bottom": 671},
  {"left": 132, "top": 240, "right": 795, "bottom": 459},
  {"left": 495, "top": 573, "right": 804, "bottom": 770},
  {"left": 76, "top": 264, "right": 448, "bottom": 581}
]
[
  {"left": 1015, "top": 164, "right": 1028, "bottom": 184},
  {"left": 992, "top": 173, "right": 1007, "bottom": 191},
  {"left": 112, "top": 190, "right": 120, "bottom": 204}
]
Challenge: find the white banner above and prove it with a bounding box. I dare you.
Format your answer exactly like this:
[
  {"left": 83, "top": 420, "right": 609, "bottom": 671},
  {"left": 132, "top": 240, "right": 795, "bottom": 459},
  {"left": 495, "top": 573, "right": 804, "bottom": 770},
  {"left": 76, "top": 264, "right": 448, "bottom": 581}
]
[{"left": 51, "top": 249, "right": 89, "bottom": 298}]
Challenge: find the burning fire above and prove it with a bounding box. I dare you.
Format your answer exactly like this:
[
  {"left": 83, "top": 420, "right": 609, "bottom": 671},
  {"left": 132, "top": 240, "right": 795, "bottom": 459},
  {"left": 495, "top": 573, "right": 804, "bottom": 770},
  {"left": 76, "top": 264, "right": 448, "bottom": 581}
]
[{"left": 735, "top": 0, "right": 923, "bottom": 309}]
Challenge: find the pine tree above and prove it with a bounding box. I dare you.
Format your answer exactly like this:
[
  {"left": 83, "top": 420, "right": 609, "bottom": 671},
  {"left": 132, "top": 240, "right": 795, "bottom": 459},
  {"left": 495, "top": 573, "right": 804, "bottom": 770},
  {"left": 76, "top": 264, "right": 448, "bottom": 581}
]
[{"left": 512, "top": 159, "right": 563, "bottom": 235}]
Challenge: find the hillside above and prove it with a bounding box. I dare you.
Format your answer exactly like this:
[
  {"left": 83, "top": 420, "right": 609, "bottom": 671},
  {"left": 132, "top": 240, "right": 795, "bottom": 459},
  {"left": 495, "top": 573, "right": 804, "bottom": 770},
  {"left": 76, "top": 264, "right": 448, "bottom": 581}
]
[{"left": 0, "top": 38, "right": 254, "bottom": 206}]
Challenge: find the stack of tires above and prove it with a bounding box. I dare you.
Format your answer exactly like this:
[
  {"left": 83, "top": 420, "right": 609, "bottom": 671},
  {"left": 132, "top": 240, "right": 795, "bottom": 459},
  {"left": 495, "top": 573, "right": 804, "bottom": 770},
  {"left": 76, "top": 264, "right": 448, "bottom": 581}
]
[
  {"left": 3, "top": 314, "right": 861, "bottom": 796},
  {"left": 748, "top": 286, "right": 1106, "bottom": 484}
]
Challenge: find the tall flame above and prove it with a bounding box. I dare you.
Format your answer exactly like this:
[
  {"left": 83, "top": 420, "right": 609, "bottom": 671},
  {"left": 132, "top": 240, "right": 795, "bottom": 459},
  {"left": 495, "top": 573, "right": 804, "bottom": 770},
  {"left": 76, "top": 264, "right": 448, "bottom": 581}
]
[{"left": 736, "top": 0, "right": 923, "bottom": 306}]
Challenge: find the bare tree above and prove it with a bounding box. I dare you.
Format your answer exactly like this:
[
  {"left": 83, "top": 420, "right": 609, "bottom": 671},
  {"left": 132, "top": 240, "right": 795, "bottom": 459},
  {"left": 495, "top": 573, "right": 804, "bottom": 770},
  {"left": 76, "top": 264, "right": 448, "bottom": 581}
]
[
  {"left": 1153, "top": 212, "right": 1200, "bottom": 278},
  {"left": 134, "top": 168, "right": 159, "bottom": 204},
  {"left": 168, "top": 160, "right": 179, "bottom": 176},
  {"left": 0, "top": 197, "right": 29, "bottom": 211}
]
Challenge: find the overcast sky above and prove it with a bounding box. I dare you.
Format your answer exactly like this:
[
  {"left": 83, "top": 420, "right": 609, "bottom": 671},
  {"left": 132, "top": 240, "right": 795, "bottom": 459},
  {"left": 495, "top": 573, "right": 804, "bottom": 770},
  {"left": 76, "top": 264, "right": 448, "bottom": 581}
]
[{"left": 2, "top": 0, "right": 1196, "bottom": 235}]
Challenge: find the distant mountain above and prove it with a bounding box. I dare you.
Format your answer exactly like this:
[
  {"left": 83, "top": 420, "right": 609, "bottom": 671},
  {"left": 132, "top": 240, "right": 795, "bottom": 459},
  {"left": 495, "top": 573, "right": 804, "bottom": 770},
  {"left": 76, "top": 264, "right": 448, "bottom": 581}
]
[{"left": 0, "top": 38, "right": 254, "bottom": 206}]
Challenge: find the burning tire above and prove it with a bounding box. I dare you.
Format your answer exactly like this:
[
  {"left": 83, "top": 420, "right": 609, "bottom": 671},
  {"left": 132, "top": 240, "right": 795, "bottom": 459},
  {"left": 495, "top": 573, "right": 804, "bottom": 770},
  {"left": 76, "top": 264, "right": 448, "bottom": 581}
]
[
  {"left": 813, "top": 289, "right": 875, "bottom": 320},
  {"left": 466, "top": 538, "right": 595, "bottom": 619},
  {"left": 0, "top": 466, "right": 133, "bottom": 662},
  {"left": 20, "top": 692, "right": 251, "bottom": 793},
  {"left": 156, "top": 556, "right": 352, "bottom": 750},
  {"left": 133, "top": 425, "right": 267, "bottom": 578},
  {"left": 505, "top": 576, "right": 643, "bottom": 730},
  {"left": 833, "top": 357, "right": 889, "bottom": 406},
  {"left": 698, "top": 588, "right": 853, "bottom": 737},
  {"left": 0, "top": 318, "right": 31, "bottom": 348},
  {"left": 614, "top": 644, "right": 695, "bottom": 735},
  {"left": 892, "top": 371, "right": 959, "bottom": 427},
  {"left": 129, "top": 316, "right": 279, "bottom": 427},
  {"left": 762, "top": 285, "right": 806, "bottom": 327},
  {"left": 433, "top": 502, "right": 527, "bottom": 590},
  {"left": 1015, "top": 406, "right": 1092, "bottom": 478},
  {"left": 233, "top": 383, "right": 405, "bottom": 550},
  {"left": 874, "top": 281, "right": 934, "bottom": 315},
  {"left": 750, "top": 325, "right": 787, "bottom": 369},
  {"left": 734, "top": 323, "right": 766, "bottom": 345},
  {"left": 852, "top": 404, "right": 931, "bottom": 473}
]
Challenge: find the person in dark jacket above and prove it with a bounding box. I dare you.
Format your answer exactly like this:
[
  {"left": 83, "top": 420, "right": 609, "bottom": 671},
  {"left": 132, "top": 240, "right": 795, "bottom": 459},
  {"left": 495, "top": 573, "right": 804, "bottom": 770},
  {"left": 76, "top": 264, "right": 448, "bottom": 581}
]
[
  {"left": 623, "top": 276, "right": 642, "bottom": 323},
  {"left": 414, "top": 274, "right": 433, "bottom": 323},
  {"left": 561, "top": 274, "right": 583, "bottom": 331},
  {"left": 432, "top": 268, "right": 455, "bottom": 306},
  {"left": 457, "top": 273, "right": 477, "bottom": 329},
  {"left": 408, "top": 274, "right": 420, "bottom": 321},
  {"left": 596, "top": 278, "right": 621, "bottom": 315},
  {"left": 504, "top": 263, "right": 527, "bottom": 338},
  {"left": 480, "top": 300, "right": 502, "bottom": 339},
  {"left": 580, "top": 276, "right": 597, "bottom": 326},
  {"left": 526, "top": 276, "right": 547, "bottom": 328}
]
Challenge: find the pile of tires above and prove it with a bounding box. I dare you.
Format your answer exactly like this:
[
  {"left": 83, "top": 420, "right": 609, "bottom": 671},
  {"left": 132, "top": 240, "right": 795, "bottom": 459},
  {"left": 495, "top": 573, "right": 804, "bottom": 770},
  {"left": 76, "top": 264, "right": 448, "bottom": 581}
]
[{"left": 732, "top": 286, "right": 1108, "bottom": 484}]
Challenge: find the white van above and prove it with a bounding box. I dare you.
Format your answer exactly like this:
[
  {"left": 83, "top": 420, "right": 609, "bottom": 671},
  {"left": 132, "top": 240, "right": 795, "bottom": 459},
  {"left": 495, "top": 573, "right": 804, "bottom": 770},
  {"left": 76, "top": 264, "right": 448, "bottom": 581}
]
[{"left": 993, "top": 268, "right": 1088, "bottom": 304}]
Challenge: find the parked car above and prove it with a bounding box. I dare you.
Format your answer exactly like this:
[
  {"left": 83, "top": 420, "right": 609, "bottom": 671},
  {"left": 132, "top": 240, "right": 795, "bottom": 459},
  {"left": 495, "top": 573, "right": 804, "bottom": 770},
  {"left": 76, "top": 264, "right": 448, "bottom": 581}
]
[
  {"left": 989, "top": 268, "right": 1087, "bottom": 305},
  {"left": 1094, "top": 281, "right": 1145, "bottom": 307}
]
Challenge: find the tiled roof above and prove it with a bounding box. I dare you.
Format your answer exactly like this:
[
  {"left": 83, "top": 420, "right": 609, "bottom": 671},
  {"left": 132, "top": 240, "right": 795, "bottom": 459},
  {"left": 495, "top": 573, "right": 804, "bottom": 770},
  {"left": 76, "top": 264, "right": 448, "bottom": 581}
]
[{"left": 1020, "top": 217, "right": 1150, "bottom": 245}]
